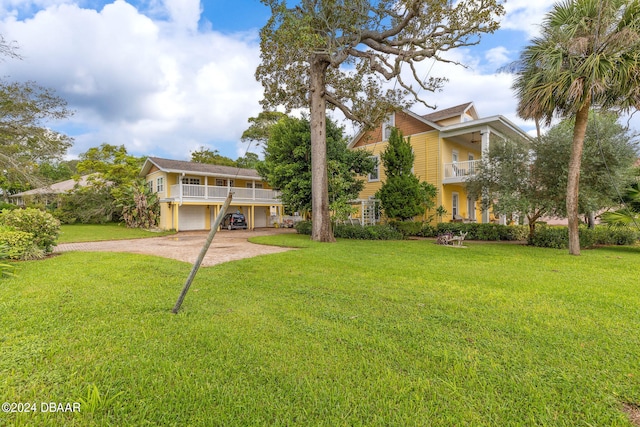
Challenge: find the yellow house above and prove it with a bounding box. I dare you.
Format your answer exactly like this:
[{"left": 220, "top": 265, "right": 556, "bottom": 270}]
[
  {"left": 348, "top": 102, "right": 532, "bottom": 223},
  {"left": 140, "top": 157, "right": 283, "bottom": 231}
]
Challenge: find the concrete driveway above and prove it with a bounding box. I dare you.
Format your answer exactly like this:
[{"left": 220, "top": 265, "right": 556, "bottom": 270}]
[{"left": 55, "top": 228, "right": 298, "bottom": 267}]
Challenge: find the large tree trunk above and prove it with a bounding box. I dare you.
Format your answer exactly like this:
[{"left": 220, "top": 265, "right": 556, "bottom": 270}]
[
  {"left": 567, "top": 102, "right": 590, "bottom": 255},
  {"left": 309, "top": 55, "right": 335, "bottom": 242}
]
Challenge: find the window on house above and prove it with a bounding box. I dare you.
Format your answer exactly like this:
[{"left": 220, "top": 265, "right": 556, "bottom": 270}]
[
  {"left": 156, "top": 177, "right": 164, "bottom": 192},
  {"left": 246, "top": 182, "right": 264, "bottom": 189},
  {"left": 228, "top": 180, "right": 234, "bottom": 187},
  {"left": 452, "top": 192, "right": 459, "bottom": 218},
  {"left": 147, "top": 180, "right": 153, "bottom": 192},
  {"left": 185, "top": 177, "right": 201, "bottom": 185},
  {"left": 368, "top": 156, "right": 380, "bottom": 182},
  {"left": 216, "top": 179, "right": 225, "bottom": 186},
  {"left": 382, "top": 113, "right": 395, "bottom": 140}
]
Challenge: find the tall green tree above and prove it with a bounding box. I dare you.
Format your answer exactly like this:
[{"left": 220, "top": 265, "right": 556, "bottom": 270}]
[
  {"left": 0, "top": 80, "right": 73, "bottom": 198},
  {"left": 513, "top": 0, "right": 640, "bottom": 255},
  {"left": 257, "top": 115, "right": 374, "bottom": 215},
  {"left": 77, "top": 143, "right": 143, "bottom": 187},
  {"left": 190, "top": 146, "right": 237, "bottom": 167},
  {"left": 257, "top": 0, "right": 504, "bottom": 242},
  {"left": 236, "top": 152, "right": 261, "bottom": 169},
  {"left": 535, "top": 111, "right": 638, "bottom": 226},
  {"left": 60, "top": 144, "right": 151, "bottom": 225},
  {"left": 376, "top": 127, "right": 426, "bottom": 221},
  {"left": 241, "top": 111, "right": 287, "bottom": 147}
]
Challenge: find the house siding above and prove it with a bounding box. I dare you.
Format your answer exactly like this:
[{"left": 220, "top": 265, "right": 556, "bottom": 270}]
[
  {"left": 349, "top": 104, "right": 530, "bottom": 225},
  {"left": 141, "top": 158, "right": 283, "bottom": 231}
]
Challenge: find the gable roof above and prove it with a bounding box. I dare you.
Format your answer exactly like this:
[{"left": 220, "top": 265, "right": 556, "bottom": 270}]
[
  {"left": 422, "top": 102, "right": 475, "bottom": 122},
  {"left": 140, "top": 157, "right": 262, "bottom": 180},
  {"left": 347, "top": 109, "right": 441, "bottom": 149},
  {"left": 9, "top": 175, "right": 94, "bottom": 199}
]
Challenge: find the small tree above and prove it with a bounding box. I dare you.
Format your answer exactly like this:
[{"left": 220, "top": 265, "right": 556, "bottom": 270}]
[
  {"left": 467, "top": 138, "right": 547, "bottom": 241},
  {"left": 376, "top": 127, "right": 425, "bottom": 221},
  {"left": 120, "top": 180, "right": 160, "bottom": 229}
]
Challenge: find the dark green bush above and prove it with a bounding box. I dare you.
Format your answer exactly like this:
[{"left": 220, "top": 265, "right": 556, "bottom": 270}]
[
  {"left": 389, "top": 221, "right": 424, "bottom": 238},
  {"left": 0, "top": 202, "right": 17, "bottom": 211},
  {"left": 420, "top": 223, "right": 437, "bottom": 237},
  {"left": 434, "top": 223, "right": 527, "bottom": 241},
  {"left": 333, "top": 224, "right": 403, "bottom": 240},
  {"left": 530, "top": 226, "right": 639, "bottom": 249},
  {"left": 295, "top": 220, "right": 312, "bottom": 235}
]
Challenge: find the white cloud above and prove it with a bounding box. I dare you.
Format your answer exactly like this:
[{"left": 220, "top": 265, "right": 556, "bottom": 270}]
[
  {"left": 0, "top": 0, "right": 263, "bottom": 160},
  {"left": 499, "top": 0, "right": 557, "bottom": 39},
  {"left": 485, "top": 46, "right": 511, "bottom": 69}
]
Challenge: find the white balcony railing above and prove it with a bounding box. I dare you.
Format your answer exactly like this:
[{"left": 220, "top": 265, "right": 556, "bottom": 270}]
[
  {"left": 169, "top": 184, "right": 280, "bottom": 203},
  {"left": 443, "top": 160, "right": 481, "bottom": 183}
]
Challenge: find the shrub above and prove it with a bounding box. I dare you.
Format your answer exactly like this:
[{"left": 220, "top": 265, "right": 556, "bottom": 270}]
[
  {"left": 295, "top": 220, "right": 312, "bottom": 235},
  {"left": 530, "top": 225, "right": 640, "bottom": 249},
  {"left": 389, "top": 221, "right": 424, "bottom": 238},
  {"left": 0, "top": 226, "right": 44, "bottom": 260},
  {"left": 434, "top": 223, "right": 527, "bottom": 241},
  {"left": 333, "top": 224, "right": 403, "bottom": 240},
  {"left": 0, "top": 208, "right": 60, "bottom": 253},
  {"left": 420, "top": 223, "right": 437, "bottom": 237},
  {"left": 0, "top": 202, "right": 17, "bottom": 211}
]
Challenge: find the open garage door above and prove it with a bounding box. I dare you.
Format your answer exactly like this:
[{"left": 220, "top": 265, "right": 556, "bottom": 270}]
[{"left": 178, "top": 205, "right": 206, "bottom": 231}]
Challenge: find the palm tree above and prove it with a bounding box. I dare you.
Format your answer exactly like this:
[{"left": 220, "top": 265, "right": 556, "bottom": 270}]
[
  {"left": 513, "top": 0, "right": 640, "bottom": 255},
  {"left": 601, "top": 185, "right": 640, "bottom": 227}
]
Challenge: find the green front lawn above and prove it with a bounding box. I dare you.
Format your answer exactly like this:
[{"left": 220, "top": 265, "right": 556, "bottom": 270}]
[
  {"left": 2, "top": 236, "right": 639, "bottom": 426},
  {"left": 57, "top": 223, "right": 175, "bottom": 243}
]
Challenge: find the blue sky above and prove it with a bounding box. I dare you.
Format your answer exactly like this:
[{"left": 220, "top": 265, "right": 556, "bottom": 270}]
[{"left": 0, "top": 0, "right": 560, "bottom": 161}]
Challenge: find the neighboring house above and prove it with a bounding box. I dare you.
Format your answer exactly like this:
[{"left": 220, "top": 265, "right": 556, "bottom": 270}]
[
  {"left": 348, "top": 102, "right": 532, "bottom": 224},
  {"left": 8, "top": 175, "right": 93, "bottom": 207},
  {"left": 140, "top": 157, "right": 283, "bottom": 231}
]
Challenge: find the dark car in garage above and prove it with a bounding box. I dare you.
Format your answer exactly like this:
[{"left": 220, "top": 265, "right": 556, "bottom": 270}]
[{"left": 222, "top": 213, "right": 248, "bottom": 230}]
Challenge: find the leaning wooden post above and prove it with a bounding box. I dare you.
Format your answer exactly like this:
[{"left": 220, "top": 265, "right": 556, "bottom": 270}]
[{"left": 172, "top": 193, "right": 233, "bottom": 314}]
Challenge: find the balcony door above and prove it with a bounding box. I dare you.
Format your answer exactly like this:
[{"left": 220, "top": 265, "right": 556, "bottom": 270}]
[{"left": 452, "top": 192, "right": 459, "bottom": 219}]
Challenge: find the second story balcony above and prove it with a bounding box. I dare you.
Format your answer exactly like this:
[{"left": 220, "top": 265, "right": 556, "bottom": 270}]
[
  {"left": 168, "top": 184, "right": 280, "bottom": 204},
  {"left": 443, "top": 159, "right": 480, "bottom": 184}
]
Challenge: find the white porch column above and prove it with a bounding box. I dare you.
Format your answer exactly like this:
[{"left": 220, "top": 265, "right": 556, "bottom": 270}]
[
  {"left": 481, "top": 129, "right": 491, "bottom": 223},
  {"left": 204, "top": 176, "right": 208, "bottom": 199}
]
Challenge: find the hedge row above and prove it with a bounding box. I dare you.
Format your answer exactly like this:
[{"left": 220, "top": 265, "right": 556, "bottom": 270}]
[
  {"left": 530, "top": 225, "right": 640, "bottom": 249},
  {"left": 296, "top": 220, "right": 527, "bottom": 241},
  {"left": 295, "top": 221, "right": 403, "bottom": 240},
  {"left": 390, "top": 221, "right": 529, "bottom": 241},
  {"left": 295, "top": 219, "right": 639, "bottom": 248}
]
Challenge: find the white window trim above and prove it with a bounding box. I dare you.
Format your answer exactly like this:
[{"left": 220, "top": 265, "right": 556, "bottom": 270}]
[
  {"left": 382, "top": 113, "right": 395, "bottom": 141},
  {"left": 452, "top": 192, "right": 459, "bottom": 218},
  {"left": 368, "top": 155, "right": 380, "bottom": 182},
  {"left": 184, "top": 176, "right": 201, "bottom": 185}
]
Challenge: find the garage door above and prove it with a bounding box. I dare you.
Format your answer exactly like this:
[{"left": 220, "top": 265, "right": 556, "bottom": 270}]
[
  {"left": 178, "top": 205, "right": 206, "bottom": 231},
  {"left": 254, "top": 207, "right": 268, "bottom": 228}
]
